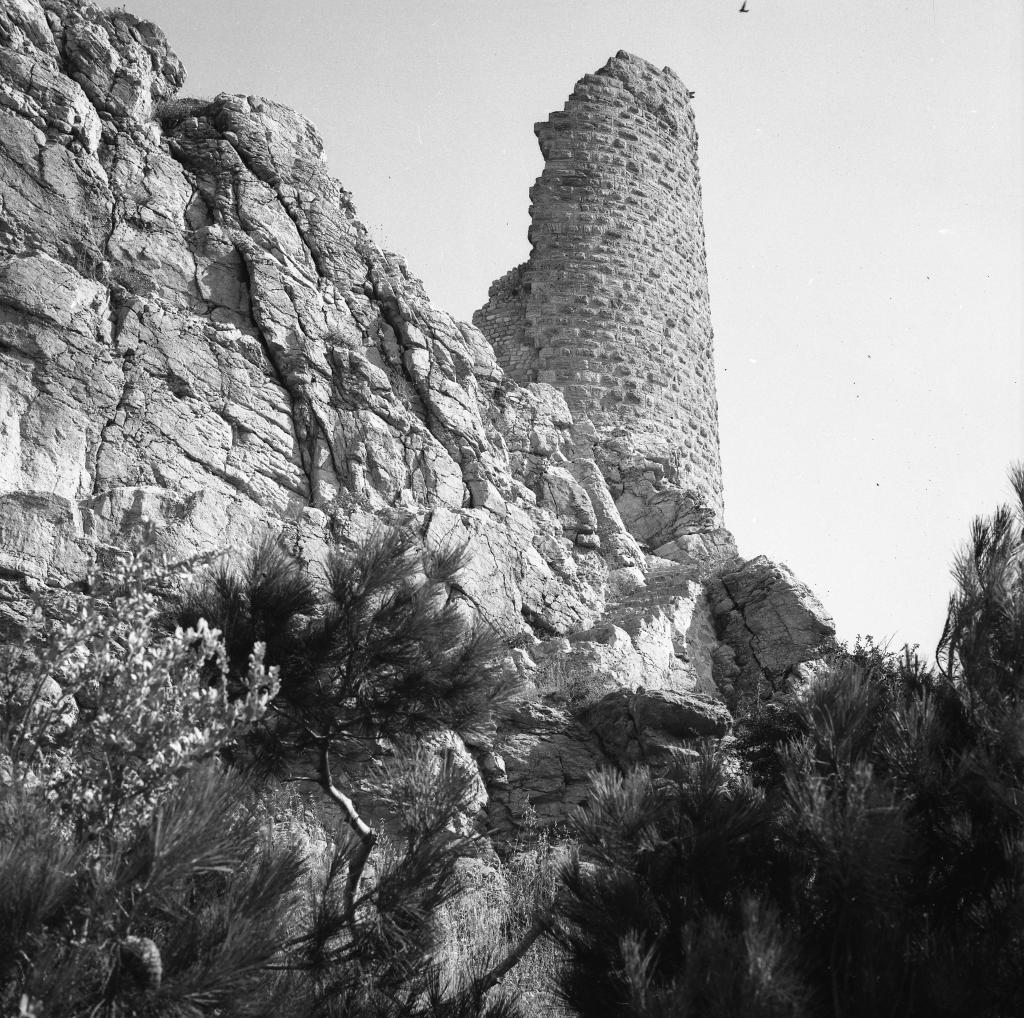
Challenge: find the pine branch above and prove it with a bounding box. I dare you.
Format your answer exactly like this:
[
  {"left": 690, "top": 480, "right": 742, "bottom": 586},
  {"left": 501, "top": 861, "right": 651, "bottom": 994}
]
[
  {"left": 473, "top": 912, "right": 549, "bottom": 996},
  {"left": 318, "top": 741, "right": 376, "bottom": 921}
]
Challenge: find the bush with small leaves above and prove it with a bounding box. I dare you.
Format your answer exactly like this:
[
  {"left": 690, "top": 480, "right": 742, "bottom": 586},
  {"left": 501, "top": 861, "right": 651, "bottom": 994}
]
[
  {"left": 1, "top": 544, "right": 277, "bottom": 839},
  {"left": 0, "top": 543, "right": 303, "bottom": 1016}
]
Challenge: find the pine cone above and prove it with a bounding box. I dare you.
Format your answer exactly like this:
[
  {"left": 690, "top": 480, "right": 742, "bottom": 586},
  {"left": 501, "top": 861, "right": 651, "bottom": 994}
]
[{"left": 118, "top": 935, "right": 162, "bottom": 993}]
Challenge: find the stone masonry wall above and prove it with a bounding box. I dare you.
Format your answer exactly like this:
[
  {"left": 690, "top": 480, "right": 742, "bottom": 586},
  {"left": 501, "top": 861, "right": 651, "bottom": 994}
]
[
  {"left": 474, "top": 263, "right": 533, "bottom": 383},
  {"left": 475, "top": 51, "right": 724, "bottom": 521}
]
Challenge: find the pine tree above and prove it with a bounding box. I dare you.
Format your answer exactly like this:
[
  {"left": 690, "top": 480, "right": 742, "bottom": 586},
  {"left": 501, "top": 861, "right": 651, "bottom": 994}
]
[
  {"left": 552, "top": 747, "right": 806, "bottom": 1017},
  {"left": 0, "top": 529, "right": 533, "bottom": 1017},
  {"left": 557, "top": 464, "right": 1024, "bottom": 1018},
  {"left": 172, "top": 526, "right": 531, "bottom": 1016}
]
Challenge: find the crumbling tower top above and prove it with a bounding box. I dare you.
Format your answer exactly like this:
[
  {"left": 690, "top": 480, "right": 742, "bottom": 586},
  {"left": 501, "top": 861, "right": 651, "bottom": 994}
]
[{"left": 475, "top": 51, "right": 724, "bottom": 524}]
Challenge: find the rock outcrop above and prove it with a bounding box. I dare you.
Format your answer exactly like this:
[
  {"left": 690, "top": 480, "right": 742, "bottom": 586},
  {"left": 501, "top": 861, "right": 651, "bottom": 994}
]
[
  {"left": 0, "top": 1, "right": 835, "bottom": 840},
  {"left": 709, "top": 556, "right": 836, "bottom": 701}
]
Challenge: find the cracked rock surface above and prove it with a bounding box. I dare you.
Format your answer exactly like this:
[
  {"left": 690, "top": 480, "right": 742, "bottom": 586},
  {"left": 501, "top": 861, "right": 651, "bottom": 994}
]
[
  {"left": 0, "top": 0, "right": 614, "bottom": 643},
  {"left": 584, "top": 687, "right": 732, "bottom": 768},
  {"left": 0, "top": 0, "right": 835, "bottom": 840},
  {"left": 710, "top": 555, "right": 836, "bottom": 701}
]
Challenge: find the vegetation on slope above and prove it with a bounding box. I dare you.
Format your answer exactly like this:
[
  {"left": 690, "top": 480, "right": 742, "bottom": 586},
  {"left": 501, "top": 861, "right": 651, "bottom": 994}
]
[
  {"left": 0, "top": 530, "right": 527, "bottom": 1017},
  {"left": 554, "top": 465, "right": 1024, "bottom": 1018},
  {"left": 2, "top": 466, "right": 1023, "bottom": 1017}
]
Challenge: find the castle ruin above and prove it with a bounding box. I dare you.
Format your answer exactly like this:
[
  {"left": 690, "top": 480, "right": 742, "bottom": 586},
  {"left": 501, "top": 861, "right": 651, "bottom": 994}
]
[{"left": 475, "top": 51, "right": 724, "bottom": 526}]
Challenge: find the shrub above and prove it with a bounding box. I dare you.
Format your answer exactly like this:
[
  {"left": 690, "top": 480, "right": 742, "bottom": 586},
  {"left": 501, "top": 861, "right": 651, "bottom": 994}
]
[
  {"left": 0, "top": 544, "right": 276, "bottom": 839},
  {"left": 553, "top": 748, "right": 805, "bottom": 1018},
  {"left": 556, "top": 464, "right": 1024, "bottom": 1018},
  {"left": 153, "top": 96, "right": 213, "bottom": 126},
  {"left": 435, "top": 839, "right": 572, "bottom": 1017},
  {"left": 0, "top": 545, "right": 299, "bottom": 1016}
]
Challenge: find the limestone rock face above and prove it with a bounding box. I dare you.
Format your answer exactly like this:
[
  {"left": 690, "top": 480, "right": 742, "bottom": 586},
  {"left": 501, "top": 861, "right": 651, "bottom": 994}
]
[
  {"left": 0, "top": 0, "right": 614, "bottom": 646},
  {"left": 584, "top": 687, "right": 731, "bottom": 768},
  {"left": 0, "top": 1, "right": 836, "bottom": 840},
  {"left": 710, "top": 555, "right": 836, "bottom": 700},
  {"left": 482, "top": 700, "right": 603, "bottom": 838}
]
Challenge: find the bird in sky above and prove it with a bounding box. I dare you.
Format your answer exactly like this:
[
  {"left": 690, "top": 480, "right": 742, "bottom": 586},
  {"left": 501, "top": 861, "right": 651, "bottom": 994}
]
[{"left": 740, "top": 1, "right": 749, "bottom": 11}]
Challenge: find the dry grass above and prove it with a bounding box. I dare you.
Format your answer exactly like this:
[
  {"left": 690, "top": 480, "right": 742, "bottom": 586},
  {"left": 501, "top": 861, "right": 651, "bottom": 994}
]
[
  {"left": 435, "top": 840, "right": 578, "bottom": 1017},
  {"left": 532, "top": 655, "right": 596, "bottom": 711}
]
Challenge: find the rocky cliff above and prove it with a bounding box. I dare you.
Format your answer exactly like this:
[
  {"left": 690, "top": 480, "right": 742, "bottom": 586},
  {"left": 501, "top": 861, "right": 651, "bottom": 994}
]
[{"left": 0, "top": 0, "right": 834, "bottom": 839}]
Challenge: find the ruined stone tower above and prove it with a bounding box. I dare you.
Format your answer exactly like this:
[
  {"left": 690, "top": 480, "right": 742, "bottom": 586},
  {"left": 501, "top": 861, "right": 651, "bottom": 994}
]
[{"left": 475, "top": 51, "right": 724, "bottom": 525}]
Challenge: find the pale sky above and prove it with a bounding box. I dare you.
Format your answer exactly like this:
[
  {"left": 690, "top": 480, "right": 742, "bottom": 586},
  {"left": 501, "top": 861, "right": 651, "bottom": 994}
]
[{"left": 116, "top": 0, "right": 1023, "bottom": 655}]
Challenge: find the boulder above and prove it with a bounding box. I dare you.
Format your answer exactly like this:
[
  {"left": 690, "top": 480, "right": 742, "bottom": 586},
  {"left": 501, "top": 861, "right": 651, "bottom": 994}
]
[
  {"left": 584, "top": 687, "right": 732, "bottom": 767},
  {"left": 483, "top": 700, "right": 603, "bottom": 838},
  {"left": 710, "top": 555, "right": 836, "bottom": 699}
]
